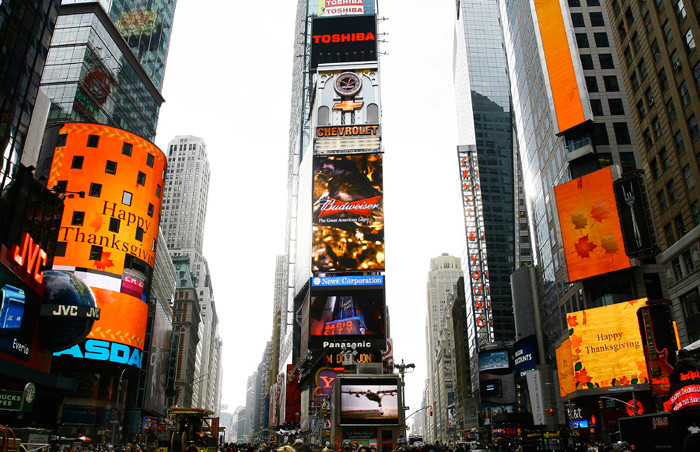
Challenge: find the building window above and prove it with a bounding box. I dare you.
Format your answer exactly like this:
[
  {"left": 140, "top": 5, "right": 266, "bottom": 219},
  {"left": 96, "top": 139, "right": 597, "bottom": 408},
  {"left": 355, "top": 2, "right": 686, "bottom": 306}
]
[
  {"left": 675, "top": 213, "right": 686, "bottom": 236},
  {"left": 667, "top": 99, "right": 678, "bottom": 122},
  {"left": 614, "top": 122, "right": 632, "bottom": 144},
  {"left": 599, "top": 53, "right": 615, "bottom": 69},
  {"left": 643, "top": 128, "right": 654, "bottom": 148},
  {"left": 684, "top": 164, "right": 695, "bottom": 189},
  {"left": 645, "top": 88, "right": 655, "bottom": 107},
  {"left": 676, "top": 131, "right": 686, "bottom": 153},
  {"left": 593, "top": 123, "right": 610, "bottom": 145},
  {"left": 89, "top": 245, "right": 103, "bottom": 261},
  {"left": 660, "top": 147, "right": 670, "bottom": 169},
  {"left": 668, "top": 180, "right": 678, "bottom": 202},
  {"left": 587, "top": 0, "right": 600, "bottom": 5},
  {"left": 663, "top": 20, "right": 673, "bottom": 43},
  {"left": 631, "top": 72, "right": 640, "bottom": 91},
  {"left": 680, "top": 81, "right": 691, "bottom": 106},
  {"left": 595, "top": 32, "right": 610, "bottom": 47},
  {"left": 644, "top": 11, "right": 654, "bottom": 33},
  {"left": 147, "top": 153, "right": 155, "bottom": 168},
  {"left": 572, "top": 12, "right": 585, "bottom": 26},
  {"left": 123, "top": 191, "right": 132, "bottom": 206},
  {"left": 681, "top": 288, "right": 700, "bottom": 319},
  {"left": 621, "top": 152, "right": 637, "bottom": 172},
  {"left": 655, "top": 0, "right": 666, "bottom": 13},
  {"left": 591, "top": 99, "right": 604, "bottom": 115},
  {"left": 658, "top": 189, "right": 669, "bottom": 211},
  {"left": 105, "top": 160, "right": 117, "bottom": 174},
  {"left": 586, "top": 76, "right": 599, "bottom": 92},
  {"left": 659, "top": 68, "right": 669, "bottom": 91},
  {"left": 609, "top": 98, "right": 625, "bottom": 115},
  {"left": 665, "top": 223, "right": 676, "bottom": 245},
  {"left": 686, "top": 29, "right": 696, "bottom": 51},
  {"left": 651, "top": 39, "right": 662, "bottom": 61},
  {"left": 55, "top": 242, "right": 67, "bottom": 257},
  {"left": 650, "top": 157, "right": 660, "bottom": 178},
  {"left": 689, "top": 115, "right": 700, "bottom": 140},
  {"left": 148, "top": 203, "right": 154, "bottom": 217},
  {"left": 89, "top": 183, "right": 102, "bottom": 197},
  {"left": 598, "top": 152, "right": 614, "bottom": 167},
  {"left": 57, "top": 134, "right": 67, "bottom": 147},
  {"left": 156, "top": 184, "right": 162, "bottom": 198},
  {"left": 71, "top": 211, "right": 85, "bottom": 226},
  {"left": 638, "top": 99, "right": 647, "bottom": 118},
  {"left": 569, "top": 0, "right": 581, "bottom": 6},
  {"left": 109, "top": 217, "right": 120, "bottom": 233},
  {"left": 693, "top": 201, "right": 700, "bottom": 225},
  {"left": 576, "top": 33, "right": 590, "bottom": 48},
  {"left": 581, "top": 54, "right": 594, "bottom": 69},
  {"left": 590, "top": 12, "right": 605, "bottom": 26},
  {"left": 676, "top": 0, "right": 687, "bottom": 21},
  {"left": 624, "top": 46, "right": 633, "bottom": 65},
  {"left": 122, "top": 142, "right": 133, "bottom": 156},
  {"left": 71, "top": 156, "right": 84, "bottom": 169},
  {"left": 604, "top": 75, "right": 620, "bottom": 91},
  {"left": 632, "top": 32, "right": 642, "bottom": 51},
  {"left": 137, "top": 171, "right": 146, "bottom": 186},
  {"left": 683, "top": 250, "right": 696, "bottom": 274},
  {"left": 87, "top": 135, "right": 100, "bottom": 148},
  {"left": 135, "top": 227, "right": 144, "bottom": 242},
  {"left": 653, "top": 117, "right": 663, "bottom": 139}
]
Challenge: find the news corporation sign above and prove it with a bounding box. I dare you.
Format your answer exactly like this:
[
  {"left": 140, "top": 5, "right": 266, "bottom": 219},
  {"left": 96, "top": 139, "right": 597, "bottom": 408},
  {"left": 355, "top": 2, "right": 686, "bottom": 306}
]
[{"left": 312, "top": 275, "right": 384, "bottom": 287}]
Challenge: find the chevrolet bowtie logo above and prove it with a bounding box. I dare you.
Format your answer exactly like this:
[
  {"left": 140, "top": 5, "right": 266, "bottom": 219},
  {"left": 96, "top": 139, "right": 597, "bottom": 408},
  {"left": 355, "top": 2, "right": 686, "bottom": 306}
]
[{"left": 333, "top": 100, "right": 363, "bottom": 111}]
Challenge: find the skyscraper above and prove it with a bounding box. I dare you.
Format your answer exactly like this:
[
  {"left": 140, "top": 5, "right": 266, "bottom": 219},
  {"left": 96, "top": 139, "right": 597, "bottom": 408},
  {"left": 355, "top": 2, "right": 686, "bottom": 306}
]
[{"left": 161, "top": 134, "right": 220, "bottom": 411}]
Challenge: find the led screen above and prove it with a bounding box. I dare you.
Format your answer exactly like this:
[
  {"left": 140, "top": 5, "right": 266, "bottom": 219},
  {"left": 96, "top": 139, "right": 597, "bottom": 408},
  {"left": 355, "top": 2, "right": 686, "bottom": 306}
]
[
  {"left": 318, "top": 0, "right": 365, "bottom": 16},
  {"left": 555, "top": 338, "right": 576, "bottom": 397},
  {"left": 308, "top": 284, "right": 385, "bottom": 350},
  {"left": 562, "top": 299, "right": 648, "bottom": 392},
  {"left": 312, "top": 154, "right": 384, "bottom": 273},
  {"left": 554, "top": 166, "right": 631, "bottom": 282},
  {"left": 533, "top": 0, "right": 589, "bottom": 132},
  {"left": 310, "top": 15, "right": 377, "bottom": 69},
  {"left": 340, "top": 378, "right": 399, "bottom": 425}
]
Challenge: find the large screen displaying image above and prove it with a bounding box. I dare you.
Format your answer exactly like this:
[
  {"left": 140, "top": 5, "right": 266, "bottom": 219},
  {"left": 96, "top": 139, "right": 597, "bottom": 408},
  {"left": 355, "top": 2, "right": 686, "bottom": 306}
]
[
  {"left": 309, "top": 284, "right": 385, "bottom": 350},
  {"left": 312, "top": 154, "right": 384, "bottom": 273},
  {"left": 340, "top": 378, "right": 399, "bottom": 425}
]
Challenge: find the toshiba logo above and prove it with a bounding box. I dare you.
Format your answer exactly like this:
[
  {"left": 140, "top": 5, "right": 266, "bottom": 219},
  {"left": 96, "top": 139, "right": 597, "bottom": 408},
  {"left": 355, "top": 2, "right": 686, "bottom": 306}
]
[{"left": 312, "top": 32, "right": 376, "bottom": 44}]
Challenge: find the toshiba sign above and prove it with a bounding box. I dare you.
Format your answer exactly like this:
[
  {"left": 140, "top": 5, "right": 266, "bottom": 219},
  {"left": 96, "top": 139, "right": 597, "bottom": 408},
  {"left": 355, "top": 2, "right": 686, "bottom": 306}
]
[{"left": 310, "top": 15, "right": 377, "bottom": 70}]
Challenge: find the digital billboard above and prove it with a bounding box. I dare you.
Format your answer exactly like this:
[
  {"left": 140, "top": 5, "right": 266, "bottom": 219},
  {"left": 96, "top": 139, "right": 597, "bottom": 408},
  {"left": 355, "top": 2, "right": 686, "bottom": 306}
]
[
  {"left": 562, "top": 299, "right": 648, "bottom": 392},
  {"left": 554, "top": 166, "right": 631, "bottom": 282},
  {"left": 613, "top": 171, "right": 658, "bottom": 258},
  {"left": 555, "top": 338, "right": 576, "bottom": 397},
  {"left": 144, "top": 300, "right": 172, "bottom": 413},
  {"left": 46, "top": 123, "right": 166, "bottom": 368},
  {"left": 339, "top": 377, "right": 399, "bottom": 425},
  {"left": 318, "top": 0, "right": 365, "bottom": 16},
  {"left": 478, "top": 350, "right": 510, "bottom": 372},
  {"left": 533, "top": 0, "right": 590, "bottom": 133},
  {"left": 308, "top": 277, "right": 385, "bottom": 351},
  {"left": 310, "top": 15, "right": 377, "bottom": 70},
  {"left": 312, "top": 154, "right": 384, "bottom": 273},
  {"left": 513, "top": 337, "right": 537, "bottom": 378}
]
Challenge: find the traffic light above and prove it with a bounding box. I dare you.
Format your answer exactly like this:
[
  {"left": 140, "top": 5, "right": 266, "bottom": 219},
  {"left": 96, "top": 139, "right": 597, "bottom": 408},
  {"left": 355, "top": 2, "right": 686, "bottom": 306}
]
[
  {"left": 429, "top": 408, "right": 433, "bottom": 416},
  {"left": 598, "top": 399, "right": 604, "bottom": 409}
]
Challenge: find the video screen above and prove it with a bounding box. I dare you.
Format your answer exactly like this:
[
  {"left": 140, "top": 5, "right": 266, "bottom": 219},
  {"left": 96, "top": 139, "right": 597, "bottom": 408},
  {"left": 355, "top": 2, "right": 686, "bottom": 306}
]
[
  {"left": 340, "top": 379, "right": 399, "bottom": 425},
  {"left": 308, "top": 286, "right": 385, "bottom": 349}
]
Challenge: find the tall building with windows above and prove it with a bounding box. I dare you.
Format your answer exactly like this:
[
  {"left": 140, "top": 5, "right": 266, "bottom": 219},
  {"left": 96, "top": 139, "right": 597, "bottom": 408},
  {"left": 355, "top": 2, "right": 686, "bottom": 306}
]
[
  {"left": 39, "top": 0, "right": 177, "bottom": 141},
  {"left": 425, "top": 254, "right": 462, "bottom": 442},
  {"left": 161, "top": 135, "right": 220, "bottom": 411},
  {"left": 604, "top": 0, "right": 700, "bottom": 346}
]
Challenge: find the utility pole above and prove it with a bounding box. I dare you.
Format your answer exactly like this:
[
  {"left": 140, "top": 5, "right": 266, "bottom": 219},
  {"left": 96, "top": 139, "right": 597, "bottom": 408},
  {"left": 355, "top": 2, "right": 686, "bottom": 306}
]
[{"left": 395, "top": 359, "right": 415, "bottom": 440}]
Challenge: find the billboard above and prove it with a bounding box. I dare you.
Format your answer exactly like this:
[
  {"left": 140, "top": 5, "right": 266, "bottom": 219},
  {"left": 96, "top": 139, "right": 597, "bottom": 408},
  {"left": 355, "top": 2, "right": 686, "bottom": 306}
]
[
  {"left": 144, "top": 300, "right": 172, "bottom": 413},
  {"left": 533, "top": 0, "right": 591, "bottom": 133},
  {"left": 339, "top": 377, "right": 399, "bottom": 425},
  {"left": 554, "top": 166, "right": 631, "bottom": 282},
  {"left": 613, "top": 171, "right": 658, "bottom": 258},
  {"left": 308, "top": 277, "right": 386, "bottom": 351},
  {"left": 312, "top": 154, "right": 384, "bottom": 273},
  {"left": 562, "top": 299, "right": 648, "bottom": 392},
  {"left": 318, "top": 0, "right": 365, "bottom": 16},
  {"left": 555, "top": 338, "right": 576, "bottom": 397},
  {"left": 478, "top": 350, "right": 510, "bottom": 372},
  {"left": 310, "top": 15, "right": 377, "bottom": 70},
  {"left": 513, "top": 337, "right": 537, "bottom": 378},
  {"left": 46, "top": 123, "right": 166, "bottom": 368}
]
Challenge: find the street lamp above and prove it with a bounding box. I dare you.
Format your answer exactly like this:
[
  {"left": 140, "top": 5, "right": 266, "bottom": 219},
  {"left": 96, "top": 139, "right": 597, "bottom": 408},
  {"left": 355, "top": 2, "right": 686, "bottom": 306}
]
[
  {"left": 111, "top": 368, "right": 126, "bottom": 445},
  {"left": 395, "top": 359, "right": 415, "bottom": 440}
]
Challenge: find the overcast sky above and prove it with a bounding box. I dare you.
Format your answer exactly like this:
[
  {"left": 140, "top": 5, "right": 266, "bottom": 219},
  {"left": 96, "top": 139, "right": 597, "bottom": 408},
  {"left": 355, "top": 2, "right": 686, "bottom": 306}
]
[{"left": 155, "top": 0, "right": 466, "bottom": 414}]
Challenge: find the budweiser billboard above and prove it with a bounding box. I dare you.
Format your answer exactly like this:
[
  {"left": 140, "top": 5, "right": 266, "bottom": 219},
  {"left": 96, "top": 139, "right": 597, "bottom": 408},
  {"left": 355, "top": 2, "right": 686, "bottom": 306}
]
[{"left": 312, "top": 154, "right": 384, "bottom": 273}]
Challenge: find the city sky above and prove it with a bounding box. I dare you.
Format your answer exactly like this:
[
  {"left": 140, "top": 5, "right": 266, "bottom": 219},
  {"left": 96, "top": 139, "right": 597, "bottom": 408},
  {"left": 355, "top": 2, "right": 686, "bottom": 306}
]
[{"left": 154, "top": 0, "right": 467, "bottom": 415}]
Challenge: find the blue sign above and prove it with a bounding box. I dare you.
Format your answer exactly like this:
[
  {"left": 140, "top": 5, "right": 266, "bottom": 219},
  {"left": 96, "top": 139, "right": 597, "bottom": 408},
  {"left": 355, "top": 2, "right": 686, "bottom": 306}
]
[
  {"left": 53, "top": 338, "right": 143, "bottom": 368},
  {"left": 514, "top": 339, "right": 536, "bottom": 377},
  {"left": 312, "top": 275, "right": 384, "bottom": 287},
  {"left": 571, "top": 420, "right": 589, "bottom": 429}
]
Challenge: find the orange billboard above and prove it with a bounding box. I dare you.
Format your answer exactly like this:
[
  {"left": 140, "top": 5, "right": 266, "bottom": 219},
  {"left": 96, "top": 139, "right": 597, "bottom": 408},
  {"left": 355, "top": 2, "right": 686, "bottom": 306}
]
[
  {"left": 533, "top": 0, "right": 589, "bottom": 133},
  {"left": 556, "top": 338, "right": 576, "bottom": 397},
  {"left": 47, "top": 123, "right": 166, "bottom": 276},
  {"left": 86, "top": 287, "right": 148, "bottom": 350},
  {"left": 554, "top": 167, "right": 631, "bottom": 282},
  {"left": 563, "top": 300, "right": 648, "bottom": 392}
]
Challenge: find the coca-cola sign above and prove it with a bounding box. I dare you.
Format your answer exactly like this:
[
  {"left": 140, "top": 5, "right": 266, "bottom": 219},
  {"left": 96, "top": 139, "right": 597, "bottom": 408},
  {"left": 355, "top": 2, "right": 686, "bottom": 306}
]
[{"left": 312, "top": 154, "right": 384, "bottom": 273}]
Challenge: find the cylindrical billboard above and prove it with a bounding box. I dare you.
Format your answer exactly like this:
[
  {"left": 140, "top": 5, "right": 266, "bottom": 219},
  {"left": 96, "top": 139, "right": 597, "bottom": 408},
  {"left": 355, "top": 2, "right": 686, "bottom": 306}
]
[{"left": 45, "top": 123, "right": 166, "bottom": 368}]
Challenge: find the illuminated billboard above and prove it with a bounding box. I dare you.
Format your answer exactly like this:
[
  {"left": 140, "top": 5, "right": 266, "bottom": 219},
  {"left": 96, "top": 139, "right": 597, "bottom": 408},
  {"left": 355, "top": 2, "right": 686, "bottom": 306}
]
[
  {"left": 318, "top": 0, "right": 365, "bottom": 16},
  {"left": 144, "top": 300, "right": 172, "bottom": 413},
  {"left": 310, "top": 15, "right": 377, "bottom": 70},
  {"left": 458, "top": 146, "right": 493, "bottom": 348},
  {"left": 533, "top": 0, "right": 591, "bottom": 133},
  {"left": 312, "top": 154, "right": 384, "bottom": 273},
  {"left": 554, "top": 167, "right": 631, "bottom": 282},
  {"left": 478, "top": 350, "right": 510, "bottom": 372},
  {"left": 561, "top": 299, "right": 648, "bottom": 392},
  {"left": 116, "top": 11, "right": 158, "bottom": 37},
  {"left": 613, "top": 171, "right": 658, "bottom": 258},
  {"left": 339, "top": 377, "right": 399, "bottom": 425},
  {"left": 45, "top": 123, "right": 166, "bottom": 368},
  {"left": 555, "top": 338, "right": 576, "bottom": 397},
  {"left": 308, "top": 277, "right": 386, "bottom": 351}
]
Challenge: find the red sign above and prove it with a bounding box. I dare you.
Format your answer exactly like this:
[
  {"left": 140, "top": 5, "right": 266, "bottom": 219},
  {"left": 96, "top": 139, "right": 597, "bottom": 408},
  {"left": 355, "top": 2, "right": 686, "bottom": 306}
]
[
  {"left": 11, "top": 233, "right": 47, "bottom": 284},
  {"left": 663, "top": 384, "right": 700, "bottom": 411}
]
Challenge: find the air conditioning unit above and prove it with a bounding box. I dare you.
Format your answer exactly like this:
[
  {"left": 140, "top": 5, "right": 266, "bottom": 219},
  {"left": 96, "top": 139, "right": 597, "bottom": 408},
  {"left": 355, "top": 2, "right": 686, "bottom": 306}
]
[
  {"left": 648, "top": 98, "right": 654, "bottom": 106},
  {"left": 673, "top": 60, "right": 682, "bottom": 71}
]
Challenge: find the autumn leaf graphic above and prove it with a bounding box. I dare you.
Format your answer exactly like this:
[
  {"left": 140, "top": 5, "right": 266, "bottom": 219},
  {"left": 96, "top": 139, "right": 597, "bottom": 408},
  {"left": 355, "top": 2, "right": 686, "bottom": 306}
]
[
  {"left": 582, "top": 310, "right": 587, "bottom": 326},
  {"left": 574, "top": 235, "right": 597, "bottom": 258},
  {"left": 601, "top": 234, "right": 620, "bottom": 255},
  {"left": 619, "top": 376, "right": 630, "bottom": 385},
  {"left": 590, "top": 200, "right": 611, "bottom": 225},
  {"left": 90, "top": 213, "right": 103, "bottom": 232},
  {"left": 571, "top": 334, "right": 583, "bottom": 352},
  {"left": 575, "top": 368, "right": 593, "bottom": 386},
  {"left": 567, "top": 315, "right": 579, "bottom": 328},
  {"left": 93, "top": 251, "right": 115, "bottom": 271},
  {"left": 571, "top": 211, "right": 588, "bottom": 232}
]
